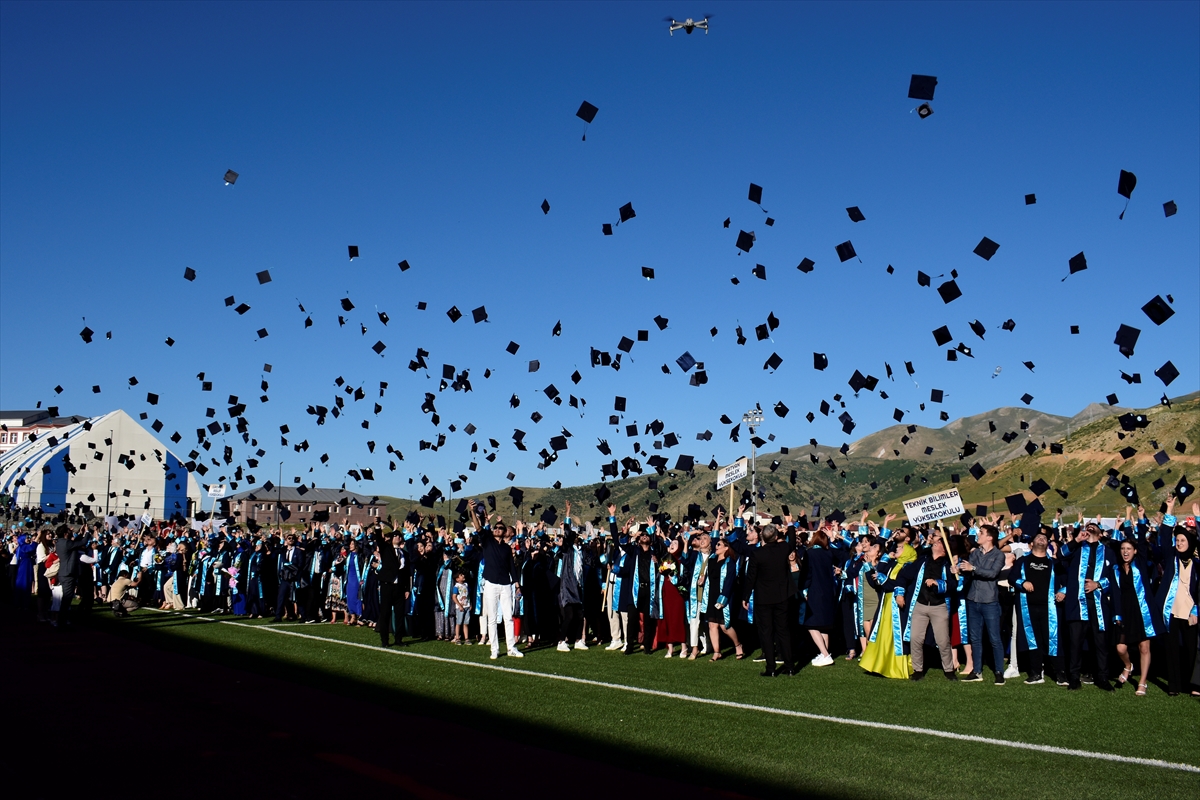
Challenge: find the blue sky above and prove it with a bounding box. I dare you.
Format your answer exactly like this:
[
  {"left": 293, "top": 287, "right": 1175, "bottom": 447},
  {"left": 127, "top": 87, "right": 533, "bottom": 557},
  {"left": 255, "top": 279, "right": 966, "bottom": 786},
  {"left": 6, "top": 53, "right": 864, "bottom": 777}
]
[{"left": 2, "top": 1, "right": 1197, "bottom": 499}]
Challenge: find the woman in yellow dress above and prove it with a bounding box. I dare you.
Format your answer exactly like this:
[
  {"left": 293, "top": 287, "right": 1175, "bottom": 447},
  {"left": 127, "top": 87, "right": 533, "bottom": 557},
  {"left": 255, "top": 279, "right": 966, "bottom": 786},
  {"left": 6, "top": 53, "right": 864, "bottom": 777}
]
[{"left": 860, "top": 537, "right": 919, "bottom": 679}]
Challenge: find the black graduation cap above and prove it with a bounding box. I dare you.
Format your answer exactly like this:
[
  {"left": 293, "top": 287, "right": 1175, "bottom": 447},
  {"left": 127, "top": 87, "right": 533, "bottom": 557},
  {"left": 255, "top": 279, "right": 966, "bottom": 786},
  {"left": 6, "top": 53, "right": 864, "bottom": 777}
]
[
  {"left": 371, "top": 341, "right": 386, "bottom": 355},
  {"left": 675, "top": 455, "right": 695, "bottom": 472},
  {"left": 576, "top": 100, "right": 598, "bottom": 123},
  {"left": 908, "top": 74, "right": 937, "bottom": 101},
  {"left": 789, "top": 257, "right": 815, "bottom": 275},
  {"left": 1175, "top": 475, "right": 1193, "bottom": 499},
  {"left": 505, "top": 341, "right": 520, "bottom": 355},
  {"left": 917, "top": 271, "right": 931, "bottom": 287},
  {"left": 748, "top": 183, "right": 763, "bottom": 204},
  {"left": 969, "top": 463, "right": 986, "bottom": 480},
  {"left": 835, "top": 241, "right": 857, "bottom": 262},
  {"left": 1118, "top": 446, "right": 1137, "bottom": 460},
  {"left": 813, "top": 352, "right": 828, "bottom": 371},
  {"left": 735, "top": 230, "right": 755, "bottom": 253},
  {"left": 764, "top": 352, "right": 782, "bottom": 371},
  {"left": 1154, "top": 450, "right": 1171, "bottom": 466},
  {"left": 968, "top": 319, "right": 986, "bottom": 339},
  {"left": 1066, "top": 252, "right": 1087, "bottom": 279},
  {"left": 1142, "top": 295, "right": 1174, "bottom": 326},
  {"left": 1001, "top": 319, "right": 1016, "bottom": 332},
  {"left": 846, "top": 206, "right": 865, "bottom": 222},
  {"left": 1163, "top": 200, "right": 1177, "bottom": 217},
  {"left": 347, "top": 245, "right": 359, "bottom": 260},
  {"left": 618, "top": 202, "right": 636, "bottom": 222},
  {"left": 1155, "top": 361, "right": 1179, "bottom": 387},
  {"left": 224, "top": 169, "right": 238, "bottom": 184},
  {"left": 752, "top": 264, "right": 766, "bottom": 280},
  {"left": 256, "top": 270, "right": 272, "bottom": 285},
  {"left": 1049, "top": 442, "right": 1064, "bottom": 455},
  {"left": 256, "top": 328, "right": 268, "bottom": 339},
  {"left": 472, "top": 306, "right": 488, "bottom": 323},
  {"left": 652, "top": 315, "right": 669, "bottom": 331},
  {"left": 1114, "top": 324, "right": 1140, "bottom": 357},
  {"left": 676, "top": 352, "right": 696, "bottom": 372},
  {"left": 446, "top": 306, "right": 462, "bottom": 323},
  {"left": 1020, "top": 393, "right": 1034, "bottom": 405},
  {"left": 1025, "top": 193, "right": 1036, "bottom": 205},
  {"left": 924, "top": 446, "right": 934, "bottom": 456},
  {"left": 930, "top": 389, "right": 944, "bottom": 403},
  {"left": 755, "top": 324, "right": 769, "bottom": 341},
  {"left": 916, "top": 103, "right": 933, "bottom": 119},
  {"left": 937, "top": 279, "right": 962, "bottom": 304},
  {"left": 973, "top": 237, "right": 1000, "bottom": 261},
  {"left": 183, "top": 266, "right": 196, "bottom": 282},
  {"left": 886, "top": 264, "right": 895, "bottom": 274},
  {"left": 932, "top": 326, "right": 952, "bottom": 346},
  {"left": 1070, "top": 325, "right": 1080, "bottom": 334},
  {"left": 640, "top": 266, "right": 655, "bottom": 280},
  {"left": 1106, "top": 393, "right": 1119, "bottom": 406},
  {"left": 1117, "top": 169, "right": 1136, "bottom": 218}
]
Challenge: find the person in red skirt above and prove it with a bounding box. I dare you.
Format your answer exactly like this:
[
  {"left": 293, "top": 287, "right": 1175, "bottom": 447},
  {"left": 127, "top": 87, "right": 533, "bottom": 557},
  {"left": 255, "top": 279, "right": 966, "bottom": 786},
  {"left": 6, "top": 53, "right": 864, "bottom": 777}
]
[{"left": 656, "top": 537, "right": 688, "bottom": 658}]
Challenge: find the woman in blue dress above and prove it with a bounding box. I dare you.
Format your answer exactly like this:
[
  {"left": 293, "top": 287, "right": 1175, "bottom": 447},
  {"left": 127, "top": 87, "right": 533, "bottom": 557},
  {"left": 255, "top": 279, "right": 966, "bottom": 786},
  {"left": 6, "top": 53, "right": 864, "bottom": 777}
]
[{"left": 345, "top": 538, "right": 364, "bottom": 624}]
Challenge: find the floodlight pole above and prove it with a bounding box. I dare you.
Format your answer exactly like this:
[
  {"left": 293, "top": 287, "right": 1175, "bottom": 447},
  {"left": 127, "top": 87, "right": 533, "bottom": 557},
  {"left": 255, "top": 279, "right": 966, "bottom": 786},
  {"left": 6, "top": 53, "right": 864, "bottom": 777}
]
[
  {"left": 276, "top": 461, "right": 283, "bottom": 527},
  {"left": 743, "top": 408, "right": 764, "bottom": 523},
  {"left": 105, "top": 429, "right": 114, "bottom": 515}
]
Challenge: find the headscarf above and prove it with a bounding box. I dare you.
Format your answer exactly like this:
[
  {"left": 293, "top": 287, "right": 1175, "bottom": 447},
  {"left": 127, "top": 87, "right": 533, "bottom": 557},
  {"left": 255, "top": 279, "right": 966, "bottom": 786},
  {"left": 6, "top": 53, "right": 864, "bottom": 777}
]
[{"left": 887, "top": 542, "right": 917, "bottom": 579}]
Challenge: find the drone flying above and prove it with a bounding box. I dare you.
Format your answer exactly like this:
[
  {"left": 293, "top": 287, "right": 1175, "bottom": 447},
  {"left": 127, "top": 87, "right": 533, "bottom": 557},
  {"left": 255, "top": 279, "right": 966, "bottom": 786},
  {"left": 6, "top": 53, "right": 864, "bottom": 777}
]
[{"left": 665, "top": 16, "right": 710, "bottom": 35}]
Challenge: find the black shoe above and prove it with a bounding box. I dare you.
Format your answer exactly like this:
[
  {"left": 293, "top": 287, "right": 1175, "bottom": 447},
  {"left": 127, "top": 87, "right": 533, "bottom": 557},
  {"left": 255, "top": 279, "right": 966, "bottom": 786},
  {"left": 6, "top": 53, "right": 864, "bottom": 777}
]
[
  {"left": 943, "top": 671, "right": 958, "bottom": 681},
  {"left": 624, "top": 648, "right": 637, "bottom": 656},
  {"left": 1068, "top": 683, "right": 1081, "bottom": 691},
  {"left": 961, "top": 673, "right": 984, "bottom": 682},
  {"left": 775, "top": 666, "right": 795, "bottom": 677},
  {"left": 910, "top": 670, "right": 926, "bottom": 681},
  {"left": 760, "top": 670, "right": 777, "bottom": 678},
  {"left": 380, "top": 641, "right": 392, "bottom": 648},
  {"left": 994, "top": 677, "right": 1006, "bottom": 686},
  {"left": 1095, "top": 681, "right": 1114, "bottom": 692}
]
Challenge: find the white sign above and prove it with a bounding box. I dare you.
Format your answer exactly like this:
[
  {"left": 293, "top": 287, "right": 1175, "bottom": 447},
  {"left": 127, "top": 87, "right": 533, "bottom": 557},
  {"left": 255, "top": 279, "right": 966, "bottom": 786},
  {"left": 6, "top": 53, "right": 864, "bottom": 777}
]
[
  {"left": 716, "top": 457, "right": 748, "bottom": 491},
  {"left": 140, "top": 512, "right": 153, "bottom": 527},
  {"left": 207, "top": 484, "right": 227, "bottom": 498},
  {"left": 903, "top": 488, "right": 966, "bottom": 526}
]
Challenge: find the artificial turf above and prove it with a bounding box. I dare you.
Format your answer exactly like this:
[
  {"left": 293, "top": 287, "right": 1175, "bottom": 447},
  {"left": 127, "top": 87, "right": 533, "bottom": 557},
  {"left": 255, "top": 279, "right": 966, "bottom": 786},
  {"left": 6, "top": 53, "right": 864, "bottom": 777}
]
[{"left": 98, "top": 609, "right": 1200, "bottom": 800}]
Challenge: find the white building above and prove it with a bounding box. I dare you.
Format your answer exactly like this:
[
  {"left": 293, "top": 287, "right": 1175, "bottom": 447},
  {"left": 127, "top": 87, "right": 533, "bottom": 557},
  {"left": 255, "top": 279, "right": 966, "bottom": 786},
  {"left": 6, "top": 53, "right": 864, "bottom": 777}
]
[{"left": 0, "top": 409, "right": 201, "bottom": 519}]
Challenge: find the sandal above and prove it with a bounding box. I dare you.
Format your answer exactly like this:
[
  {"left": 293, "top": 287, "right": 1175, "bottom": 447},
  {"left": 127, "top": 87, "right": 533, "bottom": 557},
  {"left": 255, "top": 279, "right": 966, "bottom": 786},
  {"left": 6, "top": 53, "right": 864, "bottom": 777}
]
[
  {"left": 735, "top": 648, "right": 745, "bottom": 660},
  {"left": 845, "top": 651, "right": 857, "bottom": 661},
  {"left": 1117, "top": 666, "right": 1132, "bottom": 686},
  {"left": 1136, "top": 683, "right": 1147, "bottom": 696},
  {"left": 710, "top": 652, "right": 724, "bottom": 662}
]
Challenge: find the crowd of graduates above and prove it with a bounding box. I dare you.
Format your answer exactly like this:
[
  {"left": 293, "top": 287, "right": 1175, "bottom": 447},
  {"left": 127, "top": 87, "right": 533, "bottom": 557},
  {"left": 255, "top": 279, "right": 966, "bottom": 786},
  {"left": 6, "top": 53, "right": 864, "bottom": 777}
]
[{"left": 4, "top": 497, "right": 1198, "bottom": 698}]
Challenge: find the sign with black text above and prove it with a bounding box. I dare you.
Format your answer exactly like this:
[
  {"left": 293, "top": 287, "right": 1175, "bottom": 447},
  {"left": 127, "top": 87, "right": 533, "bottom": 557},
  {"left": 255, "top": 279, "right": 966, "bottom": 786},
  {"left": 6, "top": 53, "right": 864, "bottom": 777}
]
[{"left": 903, "top": 488, "right": 965, "bottom": 525}]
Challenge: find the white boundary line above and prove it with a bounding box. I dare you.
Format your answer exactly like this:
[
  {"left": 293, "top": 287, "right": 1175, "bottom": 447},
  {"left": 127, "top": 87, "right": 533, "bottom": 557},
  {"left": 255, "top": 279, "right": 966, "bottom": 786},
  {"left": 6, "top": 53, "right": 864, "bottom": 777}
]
[{"left": 155, "top": 611, "right": 1200, "bottom": 774}]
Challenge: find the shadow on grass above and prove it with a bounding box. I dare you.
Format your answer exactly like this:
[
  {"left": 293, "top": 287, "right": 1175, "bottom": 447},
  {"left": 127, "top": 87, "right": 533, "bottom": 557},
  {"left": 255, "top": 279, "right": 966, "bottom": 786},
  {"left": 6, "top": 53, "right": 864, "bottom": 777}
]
[{"left": 97, "top": 610, "right": 849, "bottom": 800}]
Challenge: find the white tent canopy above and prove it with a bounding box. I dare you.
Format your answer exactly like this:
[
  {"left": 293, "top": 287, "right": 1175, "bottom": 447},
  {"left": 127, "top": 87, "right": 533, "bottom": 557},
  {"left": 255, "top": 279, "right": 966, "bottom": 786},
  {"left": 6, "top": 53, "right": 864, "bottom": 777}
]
[{"left": 0, "top": 409, "right": 200, "bottom": 519}]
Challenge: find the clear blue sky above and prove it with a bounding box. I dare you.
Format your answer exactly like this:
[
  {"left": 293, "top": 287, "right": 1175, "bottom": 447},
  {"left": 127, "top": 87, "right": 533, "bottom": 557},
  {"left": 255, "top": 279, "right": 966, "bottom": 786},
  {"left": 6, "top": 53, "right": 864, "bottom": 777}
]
[{"left": 2, "top": 1, "right": 1197, "bottom": 499}]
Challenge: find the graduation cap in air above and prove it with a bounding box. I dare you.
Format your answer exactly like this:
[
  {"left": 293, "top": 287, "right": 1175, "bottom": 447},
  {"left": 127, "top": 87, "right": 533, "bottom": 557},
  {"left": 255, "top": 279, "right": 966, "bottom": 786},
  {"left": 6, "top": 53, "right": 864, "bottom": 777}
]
[
  {"left": 1142, "top": 295, "right": 1174, "bottom": 326},
  {"left": 916, "top": 271, "right": 931, "bottom": 287},
  {"left": 1117, "top": 169, "right": 1136, "bottom": 219},
  {"left": 797, "top": 258, "right": 815, "bottom": 274},
  {"left": 1025, "top": 193, "right": 1036, "bottom": 205},
  {"left": 1162, "top": 199, "right": 1177, "bottom": 217},
  {"left": 846, "top": 206, "right": 865, "bottom": 222},
  {"left": 340, "top": 297, "right": 355, "bottom": 312},
  {"left": 930, "top": 389, "right": 944, "bottom": 403},
  {"left": 472, "top": 306, "right": 488, "bottom": 323},
  {"left": 183, "top": 267, "right": 196, "bottom": 282},
  {"left": 446, "top": 306, "right": 463, "bottom": 323},
  {"left": 602, "top": 223, "right": 612, "bottom": 235},
  {"left": 256, "top": 270, "right": 272, "bottom": 285},
  {"left": 908, "top": 74, "right": 937, "bottom": 101},
  {"left": 764, "top": 352, "right": 782, "bottom": 371},
  {"left": 1154, "top": 361, "right": 1179, "bottom": 387},
  {"left": 748, "top": 183, "right": 763, "bottom": 205},
  {"left": 937, "top": 280, "right": 962, "bottom": 304},
  {"left": 969, "top": 463, "right": 986, "bottom": 480},
  {"left": 1114, "top": 324, "right": 1140, "bottom": 358},
  {"left": 676, "top": 352, "right": 696, "bottom": 372},
  {"left": 641, "top": 266, "right": 654, "bottom": 280},
  {"left": 916, "top": 103, "right": 933, "bottom": 119},
  {"left": 576, "top": 101, "right": 598, "bottom": 140},
  {"left": 618, "top": 202, "right": 636, "bottom": 223},
  {"left": 752, "top": 264, "right": 766, "bottom": 280},
  {"left": 973, "top": 237, "right": 1000, "bottom": 261},
  {"left": 813, "top": 352, "right": 828, "bottom": 371},
  {"left": 1062, "top": 252, "right": 1087, "bottom": 282},
  {"left": 1070, "top": 325, "right": 1080, "bottom": 335},
  {"left": 735, "top": 230, "right": 755, "bottom": 253},
  {"left": 348, "top": 245, "right": 359, "bottom": 260},
  {"left": 835, "top": 241, "right": 857, "bottom": 262},
  {"left": 1174, "top": 476, "right": 1193, "bottom": 500},
  {"left": 224, "top": 169, "right": 238, "bottom": 185},
  {"left": 932, "top": 326, "right": 952, "bottom": 347}
]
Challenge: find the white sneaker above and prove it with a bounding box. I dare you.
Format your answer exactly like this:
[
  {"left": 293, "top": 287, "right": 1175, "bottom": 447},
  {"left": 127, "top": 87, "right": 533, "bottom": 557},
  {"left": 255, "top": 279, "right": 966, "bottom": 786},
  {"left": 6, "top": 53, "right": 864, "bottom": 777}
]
[
  {"left": 507, "top": 648, "right": 524, "bottom": 658},
  {"left": 606, "top": 639, "right": 624, "bottom": 651},
  {"left": 574, "top": 640, "right": 589, "bottom": 650},
  {"left": 1004, "top": 663, "right": 1021, "bottom": 679},
  {"left": 557, "top": 642, "right": 571, "bottom": 652},
  {"left": 490, "top": 651, "right": 499, "bottom": 660},
  {"left": 812, "top": 654, "right": 834, "bottom": 667}
]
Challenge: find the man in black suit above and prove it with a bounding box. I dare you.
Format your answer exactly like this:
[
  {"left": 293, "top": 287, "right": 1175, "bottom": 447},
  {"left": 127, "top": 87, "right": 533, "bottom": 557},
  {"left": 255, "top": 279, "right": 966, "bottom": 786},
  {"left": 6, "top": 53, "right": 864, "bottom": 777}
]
[
  {"left": 742, "top": 524, "right": 793, "bottom": 676},
  {"left": 55, "top": 524, "right": 86, "bottom": 629},
  {"left": 376, "top": 527, "right": 409, "bottom": 647},
  {"left": 273, "top": 533, "right": 304, "bottom": 622}
]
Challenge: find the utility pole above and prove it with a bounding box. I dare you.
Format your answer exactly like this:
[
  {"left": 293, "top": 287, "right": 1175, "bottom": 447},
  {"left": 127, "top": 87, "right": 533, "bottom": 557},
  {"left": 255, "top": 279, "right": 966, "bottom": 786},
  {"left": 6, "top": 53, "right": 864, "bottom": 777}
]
[
  {"left": 105, "top": 429, "right": 114, "bottom": 515},
  {"left": 275, "top": 461, "right": 283, "bottom": 526},
  {"left": 743, "top": 407, "right": 764, "bottom": 523}
]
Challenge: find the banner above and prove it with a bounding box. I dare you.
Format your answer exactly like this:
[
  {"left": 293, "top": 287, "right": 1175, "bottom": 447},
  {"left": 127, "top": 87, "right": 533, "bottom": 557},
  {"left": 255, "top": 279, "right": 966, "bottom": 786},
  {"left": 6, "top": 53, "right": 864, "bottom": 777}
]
[
  {"left": 902, "top": 488, "right": 965, "bottom": 526},
  {"left": 716, "top": 457, "right": 748, "bottom": 491},
  {"left": 207, "top": 484, "right": 227, "bottom": 498}
]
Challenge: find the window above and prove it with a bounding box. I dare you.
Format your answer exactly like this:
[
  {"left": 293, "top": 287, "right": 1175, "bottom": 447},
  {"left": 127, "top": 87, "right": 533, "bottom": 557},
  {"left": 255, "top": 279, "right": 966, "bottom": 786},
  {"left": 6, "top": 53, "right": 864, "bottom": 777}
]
[{"left": 0, "top": 433, "right": 6, "bottom": 443}]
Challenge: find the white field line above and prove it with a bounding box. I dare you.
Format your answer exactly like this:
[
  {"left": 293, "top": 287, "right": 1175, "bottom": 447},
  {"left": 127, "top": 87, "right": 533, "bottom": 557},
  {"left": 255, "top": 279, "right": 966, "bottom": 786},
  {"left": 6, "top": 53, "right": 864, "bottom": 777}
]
[{"left": 154, "top": 611, "right": 1200, "bottom": 774}]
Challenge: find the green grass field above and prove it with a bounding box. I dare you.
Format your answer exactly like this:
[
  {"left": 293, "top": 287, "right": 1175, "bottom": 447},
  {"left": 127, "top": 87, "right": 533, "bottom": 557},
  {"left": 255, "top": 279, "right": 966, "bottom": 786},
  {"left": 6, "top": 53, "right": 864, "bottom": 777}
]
[{"left": 97, "top": 609, "right": 1200, "bottom": 800}]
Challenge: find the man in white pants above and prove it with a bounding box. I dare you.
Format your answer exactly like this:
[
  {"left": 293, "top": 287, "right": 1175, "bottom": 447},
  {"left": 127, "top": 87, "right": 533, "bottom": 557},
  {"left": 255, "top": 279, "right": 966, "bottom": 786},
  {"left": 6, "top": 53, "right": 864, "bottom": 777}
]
[
  {"left": 603, "top": 506, "right": 627, "bottom": 650},
  {"left": 472, "top": 505, "right": 524, "bottom": 660}
]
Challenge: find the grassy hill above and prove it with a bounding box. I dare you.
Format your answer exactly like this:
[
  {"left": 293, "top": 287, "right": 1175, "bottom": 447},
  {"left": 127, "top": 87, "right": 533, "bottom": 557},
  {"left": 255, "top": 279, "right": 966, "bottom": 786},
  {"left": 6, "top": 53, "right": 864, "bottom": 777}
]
[{"left": 378, "top": 392, "right": 1200, "bottom": 526}]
